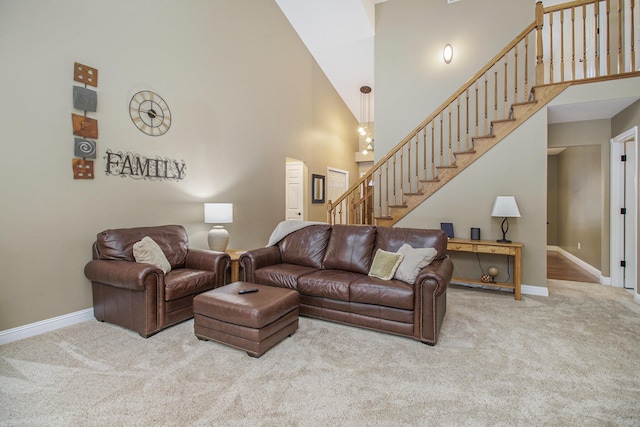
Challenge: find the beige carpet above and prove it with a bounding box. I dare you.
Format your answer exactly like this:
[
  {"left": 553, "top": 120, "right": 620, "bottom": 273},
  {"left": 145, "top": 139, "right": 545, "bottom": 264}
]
[{"left": 1, "top": 280, "right": 639, "bottom": 426}]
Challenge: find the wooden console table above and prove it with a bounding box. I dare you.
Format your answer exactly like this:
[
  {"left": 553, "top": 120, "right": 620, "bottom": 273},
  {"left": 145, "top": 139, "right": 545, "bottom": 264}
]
[{"left": 446, "top": 238, "right": 524, "bottom": 300}]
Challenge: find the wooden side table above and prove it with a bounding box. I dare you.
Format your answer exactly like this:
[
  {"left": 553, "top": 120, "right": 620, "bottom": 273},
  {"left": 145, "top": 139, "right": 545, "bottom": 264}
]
[
  {"left": 446, "top": 238, "right": 524, "bottom": 300},
  {"left": 225, "top": 249, "right": 246, "bottom": 283}
]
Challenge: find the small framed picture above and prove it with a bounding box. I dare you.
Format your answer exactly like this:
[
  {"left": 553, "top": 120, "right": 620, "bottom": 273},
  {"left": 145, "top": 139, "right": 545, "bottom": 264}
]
[
  {"left": 440, "top": 222, "right": 454, "bottom": 238},
  {"left": 312, "top": 174, "right": 325, "bottom": 203}
]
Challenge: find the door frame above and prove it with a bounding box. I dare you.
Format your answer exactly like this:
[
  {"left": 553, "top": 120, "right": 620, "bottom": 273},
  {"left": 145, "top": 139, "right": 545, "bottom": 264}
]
[{"left": 610, "top": 126, "right": 638, "bottom": 300}]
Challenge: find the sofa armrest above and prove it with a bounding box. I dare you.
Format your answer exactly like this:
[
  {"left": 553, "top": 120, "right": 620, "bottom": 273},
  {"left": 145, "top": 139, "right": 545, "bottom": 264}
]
[
  {"left": 185, "top": 249, "right": 230, "bottom": 287},
  {"left": 239, "top": 246, "right": 282, "bottom": 283},
  {"left": 414, "top": 258, "right": 453, "bottom": 297},
  {"left": 84, "top": 259, "right": 163, "bottom": 292}
]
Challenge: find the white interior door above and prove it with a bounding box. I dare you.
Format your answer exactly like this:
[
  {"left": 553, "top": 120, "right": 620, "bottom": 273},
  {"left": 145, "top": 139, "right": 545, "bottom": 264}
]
[
  {"left": 610, "top": 127, "right": 638, "bottom": 294},
  {"left": 327, "top": 167, "right": 349, "bottom": 222},
  {"left": 286, "top": 161, "right": 304, "bottom": 221}
]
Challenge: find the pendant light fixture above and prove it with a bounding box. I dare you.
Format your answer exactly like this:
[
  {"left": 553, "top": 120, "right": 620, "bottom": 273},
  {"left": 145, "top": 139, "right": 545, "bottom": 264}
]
[{"left": 358, "top": 85, "right": 374, "bottom": 155}]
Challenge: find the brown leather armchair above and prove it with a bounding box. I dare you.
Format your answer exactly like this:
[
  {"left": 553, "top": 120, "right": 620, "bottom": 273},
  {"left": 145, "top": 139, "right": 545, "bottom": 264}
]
[{"left": 84, "top": 225, "right": 230, "bottom": 337}]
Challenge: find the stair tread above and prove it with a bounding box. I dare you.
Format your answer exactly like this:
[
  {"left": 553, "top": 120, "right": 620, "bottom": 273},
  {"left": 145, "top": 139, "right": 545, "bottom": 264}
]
[
  {"left": 512, "top": 100, "right": 538, "bottom": 107},
  {"left": 404, "top": 192, "right": 424, "bottom": 196},
  {"left": 419, "top": 178, "right": 440, "bottom": 182},
  {"left": 492, "top": 118, "right": 516, "bottom": 124},
  {"left": 436, "top": 165, "right": 458, "bottom": 169},
  {"left": 472, "top": 135, "right": 495, "bottom": 141},
  {"left": 388, "top": 204, "right": 408, "bottom": 208},
  {"left": 454, "top": 149, "right": 476, "bottom": 155}
]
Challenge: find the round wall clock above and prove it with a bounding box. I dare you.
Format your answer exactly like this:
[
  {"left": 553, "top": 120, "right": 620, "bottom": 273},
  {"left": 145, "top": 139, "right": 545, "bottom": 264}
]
[{"left": 129, "top": 90, "right": 171, "bottom": 136}]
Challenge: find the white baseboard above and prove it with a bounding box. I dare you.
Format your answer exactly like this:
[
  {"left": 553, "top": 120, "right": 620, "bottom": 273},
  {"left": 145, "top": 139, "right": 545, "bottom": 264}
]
[
  {"left": 0, "top": 308, "right": 94, "bottom": 346},
  {"left": 522, "top": 284, "right": 549, "bottom": 296}
]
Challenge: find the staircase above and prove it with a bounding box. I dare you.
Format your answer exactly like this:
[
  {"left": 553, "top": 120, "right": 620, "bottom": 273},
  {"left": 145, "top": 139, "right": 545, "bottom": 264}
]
[{"left": 328, "top": 0, "right": 640, "bottom": 226}]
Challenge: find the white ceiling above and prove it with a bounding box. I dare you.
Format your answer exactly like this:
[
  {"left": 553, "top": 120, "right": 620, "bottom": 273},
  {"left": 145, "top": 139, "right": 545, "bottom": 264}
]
[
  {"left": 547, "top": 97, "right": 640, "bottom": 124},
  {"left": 276, "top": 0, "right": 386, "bottom": 121}
]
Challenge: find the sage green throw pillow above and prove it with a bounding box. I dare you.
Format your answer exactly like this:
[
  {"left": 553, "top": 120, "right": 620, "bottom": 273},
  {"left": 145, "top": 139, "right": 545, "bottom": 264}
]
[
  {"left": 133, "top": 236, "right": 172, "bottom": 274},
  {"left": 368, "top": 249, "right": 404, "bottom": 280},
  {"left": 394, "top": 243, "right": 438, "bottom": 284}
]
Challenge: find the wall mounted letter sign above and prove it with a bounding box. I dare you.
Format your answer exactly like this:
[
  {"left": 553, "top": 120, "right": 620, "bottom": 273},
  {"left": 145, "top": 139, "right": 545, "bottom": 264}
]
[{"left": 104, "top": 149, "right": 186, "bottom": 181}]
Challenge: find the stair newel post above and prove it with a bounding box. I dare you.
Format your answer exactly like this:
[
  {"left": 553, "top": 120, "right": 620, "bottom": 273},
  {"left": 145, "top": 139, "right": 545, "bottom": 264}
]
[
  {"left": 327, "top": 199, "right": 333, "bottom": 224},
  {"left": 535, "top": 0, "right": 545, "bottom": 85}
]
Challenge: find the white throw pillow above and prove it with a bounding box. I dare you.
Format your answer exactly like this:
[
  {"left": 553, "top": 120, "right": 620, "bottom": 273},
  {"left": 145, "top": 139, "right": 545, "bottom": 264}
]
[
  {"left": 133, "top": 236, "right": 171, "bottom": 274},
  {"left": 394, "top": 243, "right": 438, "bottom": 284}
]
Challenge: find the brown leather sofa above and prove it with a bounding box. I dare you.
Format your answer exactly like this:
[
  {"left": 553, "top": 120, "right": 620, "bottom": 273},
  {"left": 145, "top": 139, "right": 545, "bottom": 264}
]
[
  {"left": 240, "top": 224, "right": 453, "bottom": 345},
  {"left": 84, "top": 225, "right": 230, "bottom": 337}
]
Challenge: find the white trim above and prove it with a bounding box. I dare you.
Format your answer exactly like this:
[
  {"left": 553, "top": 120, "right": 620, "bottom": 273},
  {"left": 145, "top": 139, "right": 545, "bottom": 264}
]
[
  {"left": 0, "top": 308, "right": 94, "bottom": 346},
  {"left": 522, "top": 284, "right": 549, "bottom": 296}
]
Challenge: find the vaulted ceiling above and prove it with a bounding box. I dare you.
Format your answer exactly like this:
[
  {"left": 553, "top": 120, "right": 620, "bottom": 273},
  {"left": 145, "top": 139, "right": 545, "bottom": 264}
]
[{"left": 275, "top": 0, "right": 386, "bottom": 122}]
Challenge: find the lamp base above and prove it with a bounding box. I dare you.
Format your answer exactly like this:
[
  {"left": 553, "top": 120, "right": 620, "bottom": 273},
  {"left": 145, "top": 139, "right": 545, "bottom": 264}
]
[
  {"left": 496, "top": 239, "right": 512, "bottom": 243},
  {"left": 208, "top": 226, "right": 229, "bottom": 252}
]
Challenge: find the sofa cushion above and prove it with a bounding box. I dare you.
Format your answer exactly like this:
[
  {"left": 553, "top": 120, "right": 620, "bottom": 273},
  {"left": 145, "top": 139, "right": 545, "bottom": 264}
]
[
  {"left": 394, "top": 244, "right": 438, "bottom": 284},
  {"left": 164, "top": 269, "right": 216, "bottom": 301},
  {"left": 255, "top": 264, "right": 318, "bottom": 290},
  {"left": 133, "top": 236, "right": 172, "bottom": 273},
  {"left": 368, "top": 249, "right": 403, "bottom": 280},
  {"left": 279, "top": 224, "right": 331, "bottom": 269},
  {"left": 374, "top": 227, "right": 447, "bottom": 260},
  {"left": 349, "top": 276, "right": 414, "bottom": 310},
  {"left": 323, "top": 225, "right": 376, "bottom": 274},
  {"left": 298, "top": 270, "right": 362, "bottom": 302},
  {"left": 96, "top": 225, "right": 189, "bottom": 268}
]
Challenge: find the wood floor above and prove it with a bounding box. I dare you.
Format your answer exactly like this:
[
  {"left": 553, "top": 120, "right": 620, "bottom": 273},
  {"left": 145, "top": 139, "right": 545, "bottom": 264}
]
[{"left": 547, "top": 250, "right": 600, "bottom": 283}]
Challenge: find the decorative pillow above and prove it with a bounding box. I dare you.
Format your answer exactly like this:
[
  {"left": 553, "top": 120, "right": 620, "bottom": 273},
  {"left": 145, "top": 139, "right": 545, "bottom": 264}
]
[
  {"left": 368, "top": 249, "right": 404, "bottom": 280},
  {"left": 133, "top": 236, "right": 171, "bottom": 274},
  {"left": 394, "top": 243, "right": 438, "bottom": 284}
]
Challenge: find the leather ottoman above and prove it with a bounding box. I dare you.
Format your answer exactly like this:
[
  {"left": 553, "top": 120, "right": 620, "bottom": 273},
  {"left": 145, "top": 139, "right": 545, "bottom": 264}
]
[{"left": 193, "top": 282, "right": 299, "bottom": 357}]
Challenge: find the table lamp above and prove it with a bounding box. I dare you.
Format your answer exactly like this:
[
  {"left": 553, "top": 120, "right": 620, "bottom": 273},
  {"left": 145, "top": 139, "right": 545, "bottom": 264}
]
[
  {"left": 490, "top": 196, "right": 520, "bottom": 243},
  {"left": 204, "top": 203, "right": 233, "bottom": 251}
]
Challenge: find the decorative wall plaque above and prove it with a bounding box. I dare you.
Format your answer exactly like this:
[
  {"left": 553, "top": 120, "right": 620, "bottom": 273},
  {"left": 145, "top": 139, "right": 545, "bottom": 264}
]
[
  {"left": 73, "top": 86, "right": 97, "bottom": 112},
  {"left": 71, "top": 113, "right": 98, "bottom": 139},
  {"left": 72, "top": 158, "right": 94, "bottom": 179},
  {"left": 74, "top": 138, "right": 97, "bottom": 159},
  {"left": 73, "top": 62, "right": 98, "bottom": 87}
]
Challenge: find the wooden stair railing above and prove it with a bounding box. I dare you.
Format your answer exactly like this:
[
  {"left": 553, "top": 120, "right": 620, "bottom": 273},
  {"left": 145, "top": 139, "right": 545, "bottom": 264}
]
[{"left": 328, "top": 0, "right": 640, "bottom": 226}]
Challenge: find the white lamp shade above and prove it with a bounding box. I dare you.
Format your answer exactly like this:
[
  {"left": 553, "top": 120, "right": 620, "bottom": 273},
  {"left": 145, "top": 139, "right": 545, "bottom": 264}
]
[
  {"left": 490, "top": 196, "right": 521, "bottom": 218},
  {"left": 204, "top": 203, "right": 233, "bottom": 224}
]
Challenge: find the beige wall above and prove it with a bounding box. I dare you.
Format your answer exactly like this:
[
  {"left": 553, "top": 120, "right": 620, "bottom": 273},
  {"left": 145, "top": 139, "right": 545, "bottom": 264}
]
[
  {"left": 374, "top": 0, "right": 640, "bottom": 288},
  {"left": 374, "top": 0, "right": 534, "bottom": 158},
  {"left": 375, "top": 0, "right": 546, "bottom": 287},
  {"left": 0, "top": 0, "right": 358, "bottom": 330},
  {"left": 548, "top": 120, "right": 611, "bottom": 272}
]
